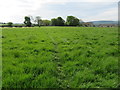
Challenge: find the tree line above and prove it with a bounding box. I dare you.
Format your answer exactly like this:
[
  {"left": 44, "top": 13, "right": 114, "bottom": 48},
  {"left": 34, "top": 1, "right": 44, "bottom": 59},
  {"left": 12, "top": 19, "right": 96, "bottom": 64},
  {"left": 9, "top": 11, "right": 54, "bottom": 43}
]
[
  {"left": 24, "top": 16, "right": 83, "bottom": 27},
  {"left": 0, "top": 16, "right": 83, "bottom": 27}
]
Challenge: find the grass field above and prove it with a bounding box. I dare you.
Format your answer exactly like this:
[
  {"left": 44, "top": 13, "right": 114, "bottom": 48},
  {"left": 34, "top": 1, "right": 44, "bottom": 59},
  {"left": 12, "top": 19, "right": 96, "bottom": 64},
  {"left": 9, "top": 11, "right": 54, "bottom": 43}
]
[{"left": 2, "top": 27, "right": 119, "bottom": 88}]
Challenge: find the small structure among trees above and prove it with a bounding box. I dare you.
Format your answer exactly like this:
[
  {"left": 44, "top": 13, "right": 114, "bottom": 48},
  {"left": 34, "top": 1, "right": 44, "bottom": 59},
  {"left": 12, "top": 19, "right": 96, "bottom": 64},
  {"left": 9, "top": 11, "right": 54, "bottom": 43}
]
[
  {"left": 98, "top": 24, "right": 117, "bottom": 27},
  {"left": 82, "top": 22, "right": 94, "bottom": 27}
]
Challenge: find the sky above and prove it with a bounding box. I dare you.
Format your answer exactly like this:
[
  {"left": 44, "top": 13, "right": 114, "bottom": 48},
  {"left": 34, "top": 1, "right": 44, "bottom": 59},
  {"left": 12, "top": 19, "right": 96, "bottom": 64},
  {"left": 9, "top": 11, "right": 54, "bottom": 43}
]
[{"left": 0, "top": 0, "right": 119, "bottom": 23}]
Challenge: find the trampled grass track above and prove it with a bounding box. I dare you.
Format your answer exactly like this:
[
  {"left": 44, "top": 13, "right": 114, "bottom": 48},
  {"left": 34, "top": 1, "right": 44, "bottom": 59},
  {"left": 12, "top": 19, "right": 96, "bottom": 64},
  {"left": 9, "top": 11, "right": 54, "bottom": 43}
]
[
  {"left": 2, "top": 27, "right": 119, "bottom": 88},
  {"left": 44, "top": 29, "right": 69, "bottom": 88}
]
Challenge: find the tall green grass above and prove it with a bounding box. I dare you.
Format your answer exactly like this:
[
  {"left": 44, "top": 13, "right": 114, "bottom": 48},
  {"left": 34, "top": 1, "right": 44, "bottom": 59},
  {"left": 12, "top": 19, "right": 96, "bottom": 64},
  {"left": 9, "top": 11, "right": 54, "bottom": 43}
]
[{"left": 2, "top": 27, "right": 119, "bottom": 88}]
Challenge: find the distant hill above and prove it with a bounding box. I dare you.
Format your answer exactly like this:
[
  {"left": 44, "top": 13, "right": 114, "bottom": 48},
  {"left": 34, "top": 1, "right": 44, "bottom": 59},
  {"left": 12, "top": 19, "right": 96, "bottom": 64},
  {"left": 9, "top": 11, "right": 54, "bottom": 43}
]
[{"left": 89, "top": 21, "right": 118, "bottom": 25}]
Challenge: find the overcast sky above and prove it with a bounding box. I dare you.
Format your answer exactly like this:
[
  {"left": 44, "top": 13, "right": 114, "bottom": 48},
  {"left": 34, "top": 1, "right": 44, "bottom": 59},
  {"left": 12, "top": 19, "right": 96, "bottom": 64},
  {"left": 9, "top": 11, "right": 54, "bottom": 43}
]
[{"left": 0, "top": 0, "right": 119, "bottom": 23}]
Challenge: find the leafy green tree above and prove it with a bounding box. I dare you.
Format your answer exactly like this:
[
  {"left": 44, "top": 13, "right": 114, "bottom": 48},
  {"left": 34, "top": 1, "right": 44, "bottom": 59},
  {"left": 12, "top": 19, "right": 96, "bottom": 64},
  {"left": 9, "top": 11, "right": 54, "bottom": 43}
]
[
  {"left": 66, "top": 16, "right": 80, "bottom": 26},
  {"left": 42, "top": 20, "right": 50, "bottom": 26},
  {"left": 35, "top": 16, "right": 42, "bottom": 27},
  {"left": 51, "top": 17, "right": 65, "bottom": 26},
  {"left": 51, "top": 18, "right": 58, "bottom": 26},
  {"left": 24, "top": 16, "right": 32, "bottom": 27},
  {"left": 56, "top": 17, "right": 65, "bottom": 26},
  {"left": 7, "top": 22, "right": 13, "bottom": 27}
]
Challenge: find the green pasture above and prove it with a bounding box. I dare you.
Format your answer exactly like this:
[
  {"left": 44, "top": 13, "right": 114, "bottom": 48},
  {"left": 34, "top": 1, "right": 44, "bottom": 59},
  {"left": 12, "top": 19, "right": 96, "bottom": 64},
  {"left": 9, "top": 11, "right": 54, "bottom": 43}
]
[{"left": 2, "top": 27, "right": 119, "bottom": 88}]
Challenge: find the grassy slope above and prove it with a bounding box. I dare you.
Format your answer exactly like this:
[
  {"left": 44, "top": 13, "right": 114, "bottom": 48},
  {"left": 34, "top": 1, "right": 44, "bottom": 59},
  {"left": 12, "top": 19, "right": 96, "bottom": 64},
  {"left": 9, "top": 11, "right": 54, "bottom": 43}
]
[{"left": 2, "top": 27, "right": 118, "bottom": 88}]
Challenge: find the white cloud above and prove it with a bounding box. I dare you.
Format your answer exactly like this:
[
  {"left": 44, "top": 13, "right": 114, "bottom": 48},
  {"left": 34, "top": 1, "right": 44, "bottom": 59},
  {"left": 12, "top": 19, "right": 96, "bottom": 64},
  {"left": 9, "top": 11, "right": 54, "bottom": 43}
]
[
  {"left": 83, "top": 7, "right": 118, "bottom": 21},
  {"left": 0, "top": 0, "right": 119, "bottom": 23}
]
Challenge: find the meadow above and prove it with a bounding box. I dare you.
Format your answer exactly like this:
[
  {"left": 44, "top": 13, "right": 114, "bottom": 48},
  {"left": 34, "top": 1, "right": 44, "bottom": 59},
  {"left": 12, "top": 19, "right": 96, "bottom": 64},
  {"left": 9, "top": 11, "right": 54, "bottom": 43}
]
[{"left": 2, "top": 27, "right": 119, "bottom": 88}]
